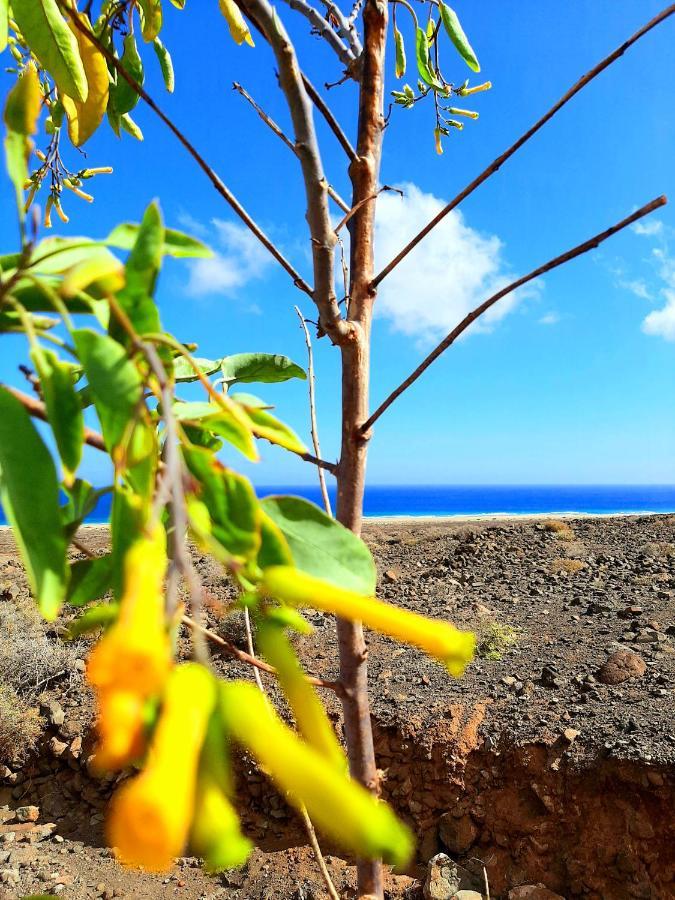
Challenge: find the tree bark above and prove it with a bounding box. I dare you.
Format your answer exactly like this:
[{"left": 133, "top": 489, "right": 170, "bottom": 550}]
[{"left": 334, "top": 0, "right": 388, "bottom": 896}]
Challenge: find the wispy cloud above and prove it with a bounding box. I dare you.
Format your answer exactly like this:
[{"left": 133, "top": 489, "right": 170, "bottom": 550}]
[
  {"left": 625, "top": 220, "right": 675, "bottom": 341},
  {"left": 538, "top": 312, "right": 560, "bottom": 326},
  {"left": 373, "top": 184, "right": 535, "bottom": 343},
  {"left": 185, "top": 219, "right": 275, "bottom": 298}
]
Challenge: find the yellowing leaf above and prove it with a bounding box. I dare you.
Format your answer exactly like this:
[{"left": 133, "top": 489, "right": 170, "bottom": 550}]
[
  {"left": 61, "top": 11, "right": 109, "bottom": 147},
  {"left": 61, "top": 252, "right": 125, "bottom": 297},
  {"left": 137, "top": 0, "right": 163, "bottom": 42},
  {"left": 4, "top": 64, "right": 42, "bottom": 136},
  {"left": 218, "top": 0, "right": 254, "bottom": 47}
]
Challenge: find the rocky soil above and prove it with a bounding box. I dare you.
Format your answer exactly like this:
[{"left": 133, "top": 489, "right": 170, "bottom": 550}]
[{"left": 0, "top": 514, "right": 673, "bottom": 899}]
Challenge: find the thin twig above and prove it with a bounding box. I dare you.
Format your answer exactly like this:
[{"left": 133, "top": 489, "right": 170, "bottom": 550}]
[
  {"left": 233, "top": 82, "right": 350, "bottom": 213},
  {"left": 362, "top": 195, "right": 667, "bottom": 433},
  {"left": 295, "top": 307, "right": 332, "bottom": 514},
  {"left": 4, "top": 385, "right": 106, "bottom": 452},
  {"left": 301, "top": 75, "right": 358, "bottom": 162},
  {"left": 276, "top": 0, "right": 356, "bottom": 68},
  {"left": 61, "top": 5, "right": 313, "bottom": 297},
  {"left": 300, "top": 805, "right": 341, "bottom": 900},
  {"left": 182, "top": 614, "right": 343, "bottom": 693},
  {"left": 243, "top": 607, "right": 266, "bottom": 692},
  {"left": 318, "top": 0, "right": 363, "bottom": 57},
  {"left": 72, "top": 538, "right": 96, "bottom": 558},
  {"left": 371, "top": 3, "right": 675, "bottom": 288}
]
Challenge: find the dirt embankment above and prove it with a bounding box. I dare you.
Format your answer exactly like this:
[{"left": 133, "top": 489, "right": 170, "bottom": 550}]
[{"left": 0, "top": 515, "right": 673, "bottom": 898}]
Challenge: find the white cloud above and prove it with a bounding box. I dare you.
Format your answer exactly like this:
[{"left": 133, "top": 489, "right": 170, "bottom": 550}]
[
  {"left": 620, "top": 279, "right": 652, "bottom": 300},
  {"left": 373, "top": 184, "right": 530, "bottom": 343},
  {"left": 185, "top": 219, "right": 274, "bottom": 297},
  {"left": 627, "top": 222, "right": 675, "bottom": 341},
  {"left": 538, "top": 312, "right": 560, "bottom": 326},
  {"left": 632, "top": 219, "right": 663, "bottom": 237}
]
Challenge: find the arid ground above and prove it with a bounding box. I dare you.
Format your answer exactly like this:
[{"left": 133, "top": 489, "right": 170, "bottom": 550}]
[{"left": 0, "top": 514, "right": 673, "bottom": 899}]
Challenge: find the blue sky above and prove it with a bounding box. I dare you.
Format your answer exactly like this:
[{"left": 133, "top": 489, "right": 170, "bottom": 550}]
[{"left": 1, "top": 0, "right": 675, "bottom": 487}]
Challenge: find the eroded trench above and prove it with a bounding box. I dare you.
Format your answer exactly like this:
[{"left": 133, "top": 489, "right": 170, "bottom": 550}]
[{"left": 3, "top": 702, "right": 674, "bottom": 900}]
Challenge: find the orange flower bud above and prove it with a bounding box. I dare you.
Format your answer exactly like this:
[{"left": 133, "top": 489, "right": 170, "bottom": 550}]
[{"left": 93, "top": 690, "right": 147, "bottom": 772}]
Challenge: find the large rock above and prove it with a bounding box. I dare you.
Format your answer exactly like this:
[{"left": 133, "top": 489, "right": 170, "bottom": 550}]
[
  {"left": 438, "top": 813, "right": 479, "bottom": 855},
  {"left": 508, "top": 885, "right": 565, "bottom": 900},
  {"left": 423, "top": 854, "right": 480, "bottom": 899},
  {"left": 597, "top": 650, "right": 646, "bottom": 685}
]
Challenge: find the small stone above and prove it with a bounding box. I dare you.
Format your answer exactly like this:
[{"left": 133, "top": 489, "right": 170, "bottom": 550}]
[
  {"left": 597, "top": 650, "right": 646, "bottom": 685},
  {"left": 14, "top": 806, "right": 39, "bottom": 824},
  {"left": 383, "top": 569, "right": 400, "bottom": 584},
  {"left": 562, "top": 728, "right": 580, "bottom": 744},
  {"left": 453, "top": 893, "right": 483, "bottom": 900},
  {"left": 438, "top": 812, "right": 479, "bottom": 855},
  {"left": 424, "top": 854, "right": 479, "bottom": 900},
  {"left": 0, "top": 870, "right": 19, "bottom": 886},
  {"left": 40, "top": 700, "right": 64, "bottom": 728},
  {"left": 49, "top": 737, "right": 68, "bottom": 758},
  {"left": 507, "top": 886, "right": 565, "bottom": 900}
]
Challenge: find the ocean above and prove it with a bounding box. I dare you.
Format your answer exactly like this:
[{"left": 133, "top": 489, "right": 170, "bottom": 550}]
[{"left": 2, "top": 485, "right": 675, "bottom": 525}]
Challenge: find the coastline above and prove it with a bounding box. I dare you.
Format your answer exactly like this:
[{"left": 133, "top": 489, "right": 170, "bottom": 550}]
[{"left": 2, "top": 509, "right": 675, "bottom": 531}]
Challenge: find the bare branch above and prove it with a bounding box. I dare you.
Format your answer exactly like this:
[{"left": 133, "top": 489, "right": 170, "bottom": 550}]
[
  {"left": 62, "top": 6, "right": 313, "bottom": 297},
  {"left": 301, "top": 75, "right": 358, "bottom": 162},
  {"left": 363, "top": 195, "right": 668, "bottom": 433},
  {"left": 318, "top": 0, "right": 363, "bottom": 57},
  {"left": 295, "top": 306, "right": 333, "bottom": 514},
  {"left": 233, "top": 81, "right": 350, "bottom": 213},
  {"left": 238, "top": 0, "right": 353, "bottom": 345},
  {"left": 371, "top": 3, "right": 675, "bottom": 289},
  {"left": 4, "top": 385, "right": 106, "bottom": 452},
  {"left": 276, "top": 0, "right": 357, "bottom": 69}
]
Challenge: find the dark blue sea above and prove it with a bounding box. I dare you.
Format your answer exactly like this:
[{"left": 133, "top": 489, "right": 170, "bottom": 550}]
[{"left": 2, "top": 485, "right": 675, "bottom": 525}]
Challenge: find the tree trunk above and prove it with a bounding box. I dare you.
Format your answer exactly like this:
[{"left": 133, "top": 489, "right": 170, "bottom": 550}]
[{"left": 335, "top": 0, "right": 388, "bottom": 896}]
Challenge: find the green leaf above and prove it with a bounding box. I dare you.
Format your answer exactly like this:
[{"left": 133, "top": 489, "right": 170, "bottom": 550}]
[
  {"left": 153, "top": 37, "right": 174, "bottom": 92},
  {"left": 394, "top": 25, "right": 406, "bottom": 79},
  {"left": 137, "top": 0, "right": 163, "bottom": 41},
  {"left": 73, "top": 329, "right": 142, "bottom": 454},
  {"left": 0, "top": 309, "right": 58, "bottom": 332},
  {"left": 27, "top": 237, "right": 113, "bottom": 275},
  {"left": 8, "top": 276, "right": 97, "bottom": 314},
  {"left": 415, "top": 27, "right": 444, "bottom": 91},
  {"left": 0, "top": 386, "right": 68, "bottom": 619},
  {"left": 30, "top": 347, "right": 84, "bottom": 478},
  {"left": 183, "top": 447, "right": 260, "bottom": 559},
  {"left": 60, "top": 479, "right": 109, "bottom": 539},
  {"left": 261, "top": 496, "right": 376, "bottom": 594},
  {"left": 175, "top": 400, "right": 257, "bottom": 461},
  {"left": 66, "top": 601, "right": 119, "bottom": 638},
  {"left": 106, "top": 222, "right": 212, "bottom": 259},
  {"left": 257, "top": 510, "right": 293, "bottom": 569},
  {"left": 110, "top": 486, "right": 146, "bottom": 598},
  {"left": 110, "top": 31, "right": 143, "bottom": 116},
  {"left": 439, "top": 3, "right": 480, "bottom": 73},
  {"left": 66, "top": 554, "right": 114, "bottom": 607},
  {"left": 12, "top": 0, "right": 88, "bottom": 101},
  {"left": 4, "top": 130, "right": 31, "bottom": 222},
  {"left": 173, "top": 356, "right": 222, "bottom": 383},
  {"left": 120, "top": 111, "right": 143, "bottom": 140},
  {"left": 110, "top": 201, "right": 164, "bottom": 346},
  {"left": 221, "top": 353, "right": 306, "bottom": 386}
]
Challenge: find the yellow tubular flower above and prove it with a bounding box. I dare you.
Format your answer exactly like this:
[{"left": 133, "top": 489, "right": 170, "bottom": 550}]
[
  {"left": 87, "top": 528, "right": 171, "bottom": 697},
  {"left": 93, "top": 689, "right": 147, "bottom": 772},
  {"left": 257, "top": 620, "right": 347, "bottom": 772},
  {"left": 107, "top": 664, "right": 216, "bottom": 872},
  {"left": 220, "top": 681, "right": 414, "bottom": 868},
  {"left": 261, "top": 566, "right": 475, "bottom": 677},
  {"left": 190, "top": 773, "right": 252, "bottom": 872}
]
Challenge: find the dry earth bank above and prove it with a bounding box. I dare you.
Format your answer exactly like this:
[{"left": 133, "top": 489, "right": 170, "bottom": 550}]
[{"left": 0, "top": 515, "right": 673, "bottom": 898}]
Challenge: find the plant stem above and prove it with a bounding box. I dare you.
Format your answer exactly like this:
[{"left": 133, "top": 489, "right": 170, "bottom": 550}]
[{"left": 335, "top": 0, "right": 388, "bottom": 896}]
